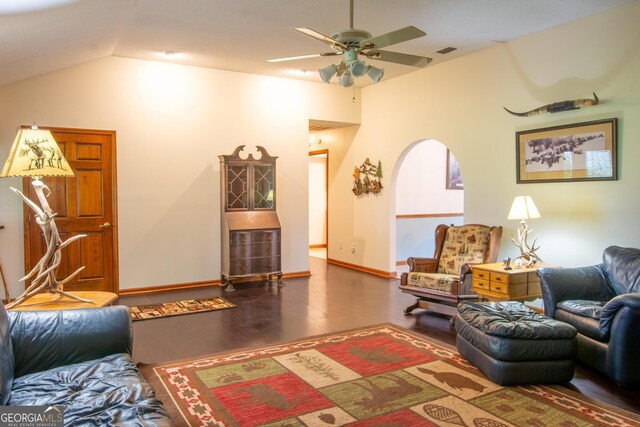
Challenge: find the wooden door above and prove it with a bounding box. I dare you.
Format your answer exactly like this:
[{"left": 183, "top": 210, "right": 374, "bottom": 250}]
[{"left": 23, "top": 127, "right": 118, "bottom": 293}]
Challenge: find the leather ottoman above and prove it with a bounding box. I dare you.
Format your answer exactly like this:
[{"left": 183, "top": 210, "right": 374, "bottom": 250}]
[{"left": 455, "top": 301, "right": 577, "bottom": 385}]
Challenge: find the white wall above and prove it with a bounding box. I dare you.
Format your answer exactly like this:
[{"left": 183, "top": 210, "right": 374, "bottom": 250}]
[
  {"left": 0, "top": 56, "right": 359, "bottom": 296},
  {"left": 329, "top": 1, "right": 640, "bottom": 272}
]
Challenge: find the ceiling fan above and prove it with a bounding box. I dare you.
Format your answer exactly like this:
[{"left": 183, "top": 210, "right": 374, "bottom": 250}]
[{"left": 268, "top": 0, "right": 431, "bottom": 87}]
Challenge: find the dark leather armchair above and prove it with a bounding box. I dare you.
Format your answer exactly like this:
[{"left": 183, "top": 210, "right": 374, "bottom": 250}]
[
  {"left": 1, "top": 303, "right": 172, "bottom": 425},
  {"left": 400, "top": 224, "right": 503, "bottom": 320},
  {"left": 537, "top": 246, "right": 640, "bottom": 386}
]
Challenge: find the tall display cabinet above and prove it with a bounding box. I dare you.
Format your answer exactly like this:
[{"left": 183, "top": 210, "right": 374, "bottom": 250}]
[{"left": 219, "top": 145, "right": 283, "bottom": 291}]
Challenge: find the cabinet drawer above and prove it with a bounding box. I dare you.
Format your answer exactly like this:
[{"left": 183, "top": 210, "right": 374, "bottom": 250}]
[
  {"left": 490, "top": 272, "right": 509, "bottom": 284},
  {"left": 490, "top": 281, "right": 508, "bottom": 295},
  {"left": 472, "top": 269, "right": 490, "bottom": 280},
  {"left": 230, "top": 229, "right": 280, "bottom": 245},
  {"left": 250, "top": 230, "right": 280, "bottom": 243},
  {"left": 473, "top": 279, "right": 490, "bottom": 291},
  {"left": 230, "top": 231, "right": 251, "bottom": 245},
  {"left": 230, "top": 256, "right": 281, "bottom": 275},
  {"left": 230, "top": 241, "right": 280, "bottom": 259}
]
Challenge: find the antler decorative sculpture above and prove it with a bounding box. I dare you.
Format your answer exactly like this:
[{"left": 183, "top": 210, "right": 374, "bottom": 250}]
[
  {"left": 511, "top": 220, "right": 542, "bottom": 267},
  {"left": 504, "top": 93, "right": 599, "bottom": 117},
  {"left": 5, "top": 181, "right": 87, "bottom": 309}
]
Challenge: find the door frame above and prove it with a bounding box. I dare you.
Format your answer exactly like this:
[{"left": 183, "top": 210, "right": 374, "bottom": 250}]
[
  {"left": 21, "top": 125, "right": 120, "bottom": 293},
  {"left": 308, "top": 149, "right": 328, "bottom": 253}
]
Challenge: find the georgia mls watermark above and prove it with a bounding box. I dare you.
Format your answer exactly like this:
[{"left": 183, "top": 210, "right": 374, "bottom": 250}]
[{"left": 0, "top": 406, "right": 63, "bottom": 427}]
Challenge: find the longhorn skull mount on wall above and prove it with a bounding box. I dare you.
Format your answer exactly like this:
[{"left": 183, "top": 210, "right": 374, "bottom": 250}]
[{"left": 504, "top": 93, "right": 599, "bottom": 117}]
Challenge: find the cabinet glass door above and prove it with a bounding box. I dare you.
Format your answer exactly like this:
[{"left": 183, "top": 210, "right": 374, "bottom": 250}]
[
  {"left": 253, "top": 165, "right": 274, "bottom": 209},
  {"left": 226, "top": 165, "right": 248, "bottom": 209}
]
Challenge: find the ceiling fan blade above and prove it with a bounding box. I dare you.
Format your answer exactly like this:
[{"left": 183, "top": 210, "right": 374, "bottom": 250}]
[
  {"left": 366, "top": 50, "right": 432, "bottom": 67},
  {"left": 293, "top": 27, "right": 347, "bottom": 50},
  {"left": 267, "top": 52, "right": 338, "bottom": 63},
  {"left": 360, "top": 26, "right": 426, "bottom": 50}
]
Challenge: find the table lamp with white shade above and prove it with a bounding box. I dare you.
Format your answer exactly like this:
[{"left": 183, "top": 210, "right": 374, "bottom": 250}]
[{"left": 507, "top": 195, "right": 543, "bottom": 267}]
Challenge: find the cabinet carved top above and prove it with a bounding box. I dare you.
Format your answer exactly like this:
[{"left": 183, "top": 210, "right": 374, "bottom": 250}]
[{"left": 219, "top": 145, "right": 278, "bottom": 163}]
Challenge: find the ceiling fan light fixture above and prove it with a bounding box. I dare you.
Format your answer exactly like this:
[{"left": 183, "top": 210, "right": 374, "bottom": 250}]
[
  {"left": 318, "top": 64, "right": 338, "bottom": 83},
  {"left": 339, "top": 73, "right": 354, "bottom": 88},
  {"left": 349, "top": 59, "right": 367, "bottom": 77},
  {"left": 367, "top": 65, "right": 384, "bottom": 83}
]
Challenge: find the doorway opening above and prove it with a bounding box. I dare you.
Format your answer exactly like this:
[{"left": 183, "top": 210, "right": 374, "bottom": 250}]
[
  {"left": 393, "top": 139, "right": 464, "bottom": 274},
  {"left": 309, "top": 150, "right": 328, "bottom": 259}
]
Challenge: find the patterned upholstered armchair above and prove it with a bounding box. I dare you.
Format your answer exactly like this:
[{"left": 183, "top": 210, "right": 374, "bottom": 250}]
[{"left": 400, "top": 224, "right": 503, "bottom": 320}]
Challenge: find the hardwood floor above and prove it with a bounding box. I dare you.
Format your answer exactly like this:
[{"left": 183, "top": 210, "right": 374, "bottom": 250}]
[{"left": 120, "top": 257, "right": 640, "bottom": 414}]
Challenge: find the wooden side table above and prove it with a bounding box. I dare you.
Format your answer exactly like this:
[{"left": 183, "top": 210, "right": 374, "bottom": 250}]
[
  {"left": 8, "top": 291, "right": 118, "bottom": 311},
  {"left": 471, "top": 263, "right": 558, "bottom": 302}
]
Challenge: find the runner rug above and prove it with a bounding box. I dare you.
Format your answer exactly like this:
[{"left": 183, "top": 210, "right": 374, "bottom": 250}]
[
  {"left": 129, "top": 297, "right": 235, "bottom": 321},
  {"left": 142, "top": 324, "right": 640, "bottom": 426}
]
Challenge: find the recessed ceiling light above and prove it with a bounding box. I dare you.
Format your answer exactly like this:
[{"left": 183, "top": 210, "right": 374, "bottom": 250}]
[
  {"left": 159, "top": 50, "right": 184, "bottom": 60},
  {"left": 0, "top": 0, "right": 78, "bottom": 14}
]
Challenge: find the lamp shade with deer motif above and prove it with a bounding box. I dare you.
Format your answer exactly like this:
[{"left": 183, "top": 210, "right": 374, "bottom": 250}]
[{"left": 1, "top": 127, "right": 73, "bottom": 179}]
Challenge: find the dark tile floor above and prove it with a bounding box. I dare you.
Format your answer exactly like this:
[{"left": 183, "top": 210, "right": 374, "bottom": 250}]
[{"left": 120, "top": 256, "right": 640, "bottom": 414}]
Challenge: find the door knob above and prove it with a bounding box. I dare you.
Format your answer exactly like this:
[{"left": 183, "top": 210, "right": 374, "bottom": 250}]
[{"left": 99, "top": 222, "right": 112, "bottom": 229}]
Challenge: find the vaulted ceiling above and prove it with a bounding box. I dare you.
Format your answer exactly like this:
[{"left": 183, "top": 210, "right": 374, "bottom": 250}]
[{"left": 0, "top": 0, "right": 635, "bottom": 87}]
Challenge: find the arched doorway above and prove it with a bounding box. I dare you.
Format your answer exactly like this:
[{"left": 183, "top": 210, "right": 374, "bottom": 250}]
[{"left": 393, "top": 139, "right": 464, "bottom": 273}]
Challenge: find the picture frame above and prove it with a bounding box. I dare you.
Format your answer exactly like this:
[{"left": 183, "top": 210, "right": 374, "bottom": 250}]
[
  {"left": 446, "top": 149, "right": 463, "bottom": 190},
  {"left": 516, "top": 118, "right": 617, "bottom": 183}
]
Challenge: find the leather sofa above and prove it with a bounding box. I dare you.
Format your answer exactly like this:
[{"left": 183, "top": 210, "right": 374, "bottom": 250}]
[
  {"left": 1, "top": 302, "right": 172, "bottom": 426},
  {"left": 537, "top": 246, "right": 640, "bottom": 386}
]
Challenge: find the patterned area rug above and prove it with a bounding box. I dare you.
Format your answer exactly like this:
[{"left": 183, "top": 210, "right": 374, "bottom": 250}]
[
  {"left": 142, "top": 324, "right": 640, "bottom": 426},
  {"left": 129, "top": 297, "right": 236, "bottom": 321}
]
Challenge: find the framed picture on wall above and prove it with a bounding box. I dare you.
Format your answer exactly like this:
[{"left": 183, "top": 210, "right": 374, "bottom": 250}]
[
  {"left": 446, "top": 149, "right": 463, "bottom": 190},
  {"left": 516, "top": 118, "right": 617, "bottom": 183}
]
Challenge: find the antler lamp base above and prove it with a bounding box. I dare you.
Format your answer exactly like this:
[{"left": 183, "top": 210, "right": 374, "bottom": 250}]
[
  {"left": 6, "top": 179, "right": 89, "bottom": 309},
  {"left": 512, "top": 219, "right": 543, "bottom": 267}
]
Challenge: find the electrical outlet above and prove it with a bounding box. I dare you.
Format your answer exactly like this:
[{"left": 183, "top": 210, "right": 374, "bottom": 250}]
[{"left": 351, "top": 243, "right": 356, "bottom": 254}]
